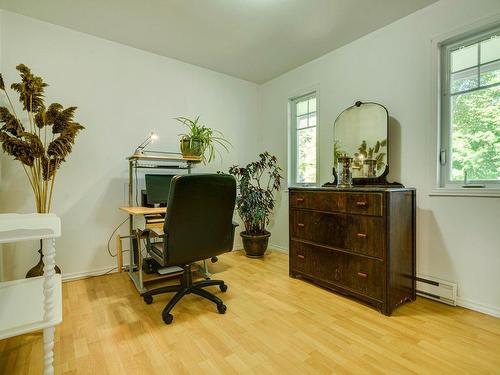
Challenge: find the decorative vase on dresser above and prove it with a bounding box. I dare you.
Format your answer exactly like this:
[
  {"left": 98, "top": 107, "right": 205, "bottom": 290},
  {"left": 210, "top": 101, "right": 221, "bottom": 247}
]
[
  {"left": 288, "top": 187, "right": 416, "bottom": 315},
  {"left": 289, "top": 100, "right": 416, "bottom": 315}
]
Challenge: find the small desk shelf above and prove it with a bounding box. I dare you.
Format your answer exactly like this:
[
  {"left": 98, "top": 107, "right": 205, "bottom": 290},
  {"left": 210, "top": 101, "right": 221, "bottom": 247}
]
[
  {"left": 0, "top": 213, "right": 62, "bottom": 375},
  {"left": 125, "top": 153, "right": 201, "bottom": 294}
]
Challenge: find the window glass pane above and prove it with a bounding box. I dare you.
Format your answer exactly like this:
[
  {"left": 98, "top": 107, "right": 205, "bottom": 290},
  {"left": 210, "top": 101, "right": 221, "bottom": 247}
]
[
  {"left": 296, "top": 127, "right": 316, "bottom": 183},
  {"left": 451, "top": 43, "right": 478, "bottom": 72},
  {"left": 450, "top": 86, "right": 500, "bottom": 181},
  {"left": 308, "top": 113, "right": 316, "bottom": 127},
  {"left": 450, "top": 67, "right": 478, "bottom": 93},
  {"left": 480, "top": 60, "right": 500, "bottom": 86},
  {"left": 308, "top": 98, "right": 316, "bottom": 113},
  {"left": 297, "top": 100, "right": 308, "bottom": 116},
  {"left": 297, "top": 114, "right": 308, "bottom": 129},
  {"left": 480, "top": 35, "right": 500, "bottom": 64}
]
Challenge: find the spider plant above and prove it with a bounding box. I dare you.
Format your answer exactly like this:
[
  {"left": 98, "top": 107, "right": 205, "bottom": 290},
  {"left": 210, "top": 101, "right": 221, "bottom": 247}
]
[
  {"left": 355, "top": 139, "right": 387, "bottom": 171},
  {"left": 175, "top": 116, "right": 230, "bottom": 164}
]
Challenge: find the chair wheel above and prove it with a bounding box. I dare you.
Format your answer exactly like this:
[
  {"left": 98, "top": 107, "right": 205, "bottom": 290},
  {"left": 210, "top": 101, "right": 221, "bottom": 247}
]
[
  {"left": 162, "top": 312, "right": 173, "bottom": 324},
  {"left": 217, "top": 304, "right": 227, "bottom": 314},
  {"left": 219, "top": 284, "right": 228, "bottom": 292},
  {"left": 143, "top": 295, "right": 153, "bottom": 304}
]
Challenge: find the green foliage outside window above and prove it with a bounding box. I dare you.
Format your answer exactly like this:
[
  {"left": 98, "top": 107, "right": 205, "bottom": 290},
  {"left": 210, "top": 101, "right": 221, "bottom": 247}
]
[{"left": 450, "top": 71, "right": 500, "bottom": 181}]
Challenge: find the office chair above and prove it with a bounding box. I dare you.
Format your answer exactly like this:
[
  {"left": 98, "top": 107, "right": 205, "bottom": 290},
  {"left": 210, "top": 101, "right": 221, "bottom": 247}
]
[{"left": 141, "top": 174, "right": 237, "bottom": 324}]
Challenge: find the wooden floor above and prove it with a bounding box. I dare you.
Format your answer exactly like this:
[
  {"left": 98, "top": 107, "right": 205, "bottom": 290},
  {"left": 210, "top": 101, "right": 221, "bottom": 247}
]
[{"left": 1, "top": 251, "right": 500, "bottom": 374}]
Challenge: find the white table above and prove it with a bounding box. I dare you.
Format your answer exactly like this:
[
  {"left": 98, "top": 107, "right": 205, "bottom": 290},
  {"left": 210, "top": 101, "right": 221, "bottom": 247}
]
[{"left": 0, "top": 214, "right": 62, "bottom": 375}]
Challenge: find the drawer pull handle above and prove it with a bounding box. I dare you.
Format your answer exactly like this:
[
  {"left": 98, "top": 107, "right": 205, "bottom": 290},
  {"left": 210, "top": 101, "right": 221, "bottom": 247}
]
[
  {"left": 297, "top": 223, "right": 305, "bottom": 227},
  {"left": 357, "top": 272, "right": 368, "bottom": 278},
  {"left": 297, "top": 254, "right": 305, "bottom": 260},
  {"left": 356, "top": 233, "right": 367, "bottom": 238},
  {"left": 296, "top": 198, "right": 305, "bottom": 203},
  {"left": 356, "top": 201, "right": 368, "bottom": 207}
]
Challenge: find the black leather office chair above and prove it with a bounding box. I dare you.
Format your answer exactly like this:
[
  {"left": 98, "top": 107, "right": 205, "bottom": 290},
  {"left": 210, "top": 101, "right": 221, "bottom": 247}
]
[{"left": 141, "top": 174, "right": 237, "bottom": 324}]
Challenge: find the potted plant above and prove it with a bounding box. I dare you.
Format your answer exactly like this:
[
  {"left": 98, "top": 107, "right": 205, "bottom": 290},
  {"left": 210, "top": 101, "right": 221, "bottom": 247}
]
[
  {"left": 175, "top": 116, "right": 230, "bottom": 164},
  {"left": 228, "top": 152, "right": 283, "bottom": 258},
  {"left": 0, "top": 64, "right": 85, "bottom": 276}
]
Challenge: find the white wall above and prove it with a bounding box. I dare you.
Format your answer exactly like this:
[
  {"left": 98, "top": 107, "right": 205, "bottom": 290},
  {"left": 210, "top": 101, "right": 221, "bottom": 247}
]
[
  {"left": 259, "top": 0, "right": 500, "bottom": 316},
  {"left": 0, "top": 11, "right": 260, "bottom": 280},
  {"left": 0, "top": 10, "right": 3, "bottom": 281}
]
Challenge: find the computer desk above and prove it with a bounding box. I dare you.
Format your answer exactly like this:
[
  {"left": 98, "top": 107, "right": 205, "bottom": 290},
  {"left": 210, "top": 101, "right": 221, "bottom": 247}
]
[
  {"left": 124, "top": 153, "right": 201, "bottom": 293},
  {"left": 119, "top": 206, "right": 166, "bottom": 216},
  {"left": 118, "top": 205, "right": 210, "bottom": 293}
]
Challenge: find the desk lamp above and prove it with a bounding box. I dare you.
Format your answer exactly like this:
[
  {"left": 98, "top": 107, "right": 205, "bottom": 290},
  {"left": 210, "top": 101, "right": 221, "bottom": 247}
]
[{"left": 133, "top": 132, "right": 158, "bottom": 156}]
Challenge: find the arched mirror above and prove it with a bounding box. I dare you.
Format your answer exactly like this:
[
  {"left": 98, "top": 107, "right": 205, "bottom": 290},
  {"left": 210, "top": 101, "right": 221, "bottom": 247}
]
[{"left": 328, "top": 101, "right": 401, "bottom": 186}]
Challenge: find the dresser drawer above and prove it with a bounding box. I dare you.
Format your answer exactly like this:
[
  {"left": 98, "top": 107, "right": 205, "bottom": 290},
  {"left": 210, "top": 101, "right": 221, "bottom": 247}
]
[
  {"left": 346, "top": 193, "right": 383, "bottom": 216},
  {"left": 290, "top": 241, "right": 344, "bottom": 284},
  {"left": 344, "top": 256, "right": 384, "bottom": 300},
  {"left": 290, "top": 209, "right": 347, "bottom": 249},
  {"left": 347, "top": 216, "right": 386, "bottom": 258},
  {"left": 290, "top": 191, "right": 346, "bottom": 213}
]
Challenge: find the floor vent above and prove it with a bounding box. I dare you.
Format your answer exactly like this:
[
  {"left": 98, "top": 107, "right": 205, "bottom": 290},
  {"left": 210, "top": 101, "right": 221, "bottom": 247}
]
[{"left": 416, "top": 275, "right": 457, "bottom": 306}]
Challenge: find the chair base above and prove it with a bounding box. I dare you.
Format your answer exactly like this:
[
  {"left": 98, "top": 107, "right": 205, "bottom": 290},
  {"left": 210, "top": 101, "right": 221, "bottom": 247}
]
[{"left": 142, "top": 264, "right": 227, "bottom": 324}]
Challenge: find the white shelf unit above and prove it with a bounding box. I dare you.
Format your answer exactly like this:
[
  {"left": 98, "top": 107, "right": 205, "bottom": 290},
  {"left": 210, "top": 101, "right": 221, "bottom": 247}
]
[{"left": 0, "top": 213, "right": 62, "bottom": 375}]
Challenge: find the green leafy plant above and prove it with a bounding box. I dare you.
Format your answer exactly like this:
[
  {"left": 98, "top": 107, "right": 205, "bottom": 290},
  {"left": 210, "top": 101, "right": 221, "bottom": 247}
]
[
  {"left": 0, "top": 64, "right": 84, "bottom": 213},
  {"left": 354, "top": 139, "right": 387, "bottom": 171},
  {"left": 175, "top": 116, "right": 230, "bottom": 164},
  {"left": 228, "top": 152, "right": 283, "bottom": 235},
  {"left": 333, "top": 139, "right": 346, "bottom": 165}
]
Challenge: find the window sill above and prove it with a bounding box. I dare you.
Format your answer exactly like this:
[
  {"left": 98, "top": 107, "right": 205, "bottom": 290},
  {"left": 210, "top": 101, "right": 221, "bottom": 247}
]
[{"left": 429, "top": 188, "right": 500, "bottom": 198}]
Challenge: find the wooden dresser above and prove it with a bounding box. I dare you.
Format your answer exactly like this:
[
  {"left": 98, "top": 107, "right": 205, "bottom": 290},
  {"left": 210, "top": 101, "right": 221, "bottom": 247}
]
[{"left": 289, "top": 187, "right": 416, "bottom": 315}]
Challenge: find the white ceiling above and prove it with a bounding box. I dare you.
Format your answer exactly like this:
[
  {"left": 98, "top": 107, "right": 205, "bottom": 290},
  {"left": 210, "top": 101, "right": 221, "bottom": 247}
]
[{"left": 0, "top": 0, "right": 437, "bottom": 83}]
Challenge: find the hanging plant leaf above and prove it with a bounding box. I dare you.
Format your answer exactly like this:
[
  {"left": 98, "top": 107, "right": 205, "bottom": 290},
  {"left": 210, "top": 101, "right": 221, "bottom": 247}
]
[
  {"left": 1, "top": 136, "right": 34, "bottom": 166},
  {"left": 53, "top": 106, "right": 77, "bottom": 133},
  {"left": 34, "top": 106, "right": 46, "bottom": 128},
  {"left": 45, "top": 103, "right": 63, "bottom": 125},
  {"left": 10, "top": 64, "right": 48, "bottom": 112},
  {"left": 0, "top": 106, "right": 24, "bottom": 136},
  {"left": 41, "top": 155, "right": 61, "bottom": 181},
  {"left": 20, "top": 131, "right": 44, "bottom": 158}
]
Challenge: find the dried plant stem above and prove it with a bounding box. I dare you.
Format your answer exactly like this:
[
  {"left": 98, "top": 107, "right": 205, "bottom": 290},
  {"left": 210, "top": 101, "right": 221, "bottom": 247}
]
[
  {"left": 3, "top": 89, "right": 19, "bottom": 120},
  {"left": 47, "top": 170, "right": 57, "bottom": 213},
  {"left": 29, "top": 165, "right": 41, "bottom": 212},
  {"left": 22, "top": 164, "right": 37, "bottom": 196}
]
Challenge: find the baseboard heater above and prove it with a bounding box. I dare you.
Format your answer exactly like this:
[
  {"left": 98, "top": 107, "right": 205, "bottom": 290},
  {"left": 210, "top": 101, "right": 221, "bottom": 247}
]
[{"left": 416, "top": 275, "right": 457, "bottom": 306}]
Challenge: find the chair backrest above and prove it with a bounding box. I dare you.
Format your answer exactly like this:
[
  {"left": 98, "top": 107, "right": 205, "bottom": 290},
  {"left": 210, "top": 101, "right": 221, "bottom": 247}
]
[{"left": 163, "top": 174, "right": 236, "bottom": 266}]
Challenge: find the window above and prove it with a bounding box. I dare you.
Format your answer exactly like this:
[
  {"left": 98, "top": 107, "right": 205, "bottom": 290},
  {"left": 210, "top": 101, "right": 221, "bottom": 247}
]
[
  {"left": 290, "top": 93, "right": 318, "bottom": 185},
  {"left": 440, "top": 27, "right": 500, "bottom": 187}
]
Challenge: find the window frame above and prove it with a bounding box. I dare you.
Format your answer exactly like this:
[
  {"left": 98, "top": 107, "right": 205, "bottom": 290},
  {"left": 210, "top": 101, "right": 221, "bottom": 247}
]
[
  {"left": 439, "top": 25, "right": 500, "bottom": 188},
  {"left": 289, "top": 91, "right": 319, "bottom": 187}
]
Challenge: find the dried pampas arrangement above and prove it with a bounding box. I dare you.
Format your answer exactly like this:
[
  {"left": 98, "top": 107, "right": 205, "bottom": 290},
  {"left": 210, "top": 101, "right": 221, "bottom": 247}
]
[{"left": 0, "top": 64, "right": 84, "bottom": 213}]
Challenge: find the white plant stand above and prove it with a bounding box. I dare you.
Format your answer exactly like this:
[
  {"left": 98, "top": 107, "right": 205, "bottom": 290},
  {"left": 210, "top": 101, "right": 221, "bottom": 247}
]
[{"left": 0, "top": 214, "right": 62, "bottom": 375}]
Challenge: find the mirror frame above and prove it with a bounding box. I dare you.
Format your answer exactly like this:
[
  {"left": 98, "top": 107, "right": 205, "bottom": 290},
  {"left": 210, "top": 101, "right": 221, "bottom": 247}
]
[{"left": 324, "top": 100, "right": 403, "bottom": 187}]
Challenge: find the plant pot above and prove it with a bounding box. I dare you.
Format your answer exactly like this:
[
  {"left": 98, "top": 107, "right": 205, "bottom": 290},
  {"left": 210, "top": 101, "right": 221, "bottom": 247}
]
[
  {"left": 26, "top": 242, "right": 61, "bottom": 278},
  {"left": 180, "top": 138, "right": 204, "bottom": 158},
  {"left": 240, "top": 230, "right": 271, "bottom": 258}
]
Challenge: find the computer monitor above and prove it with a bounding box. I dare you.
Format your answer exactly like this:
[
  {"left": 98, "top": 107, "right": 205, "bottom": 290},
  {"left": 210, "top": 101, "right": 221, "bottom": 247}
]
[{"left": 145, "top": 174, "right": 175, "bottom": 205}]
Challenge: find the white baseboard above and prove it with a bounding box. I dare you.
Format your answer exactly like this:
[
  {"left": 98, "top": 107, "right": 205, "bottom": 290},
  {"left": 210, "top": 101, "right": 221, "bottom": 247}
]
[
  {"left": 456, "top": 297, "right": 500, "bottom": 318},
  {"left": 62, "top": 266, "right": 119, "bottom": 282}
]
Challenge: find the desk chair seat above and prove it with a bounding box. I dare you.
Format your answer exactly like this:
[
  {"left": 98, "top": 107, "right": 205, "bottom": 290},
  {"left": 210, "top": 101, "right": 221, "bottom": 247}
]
[{"left": 141, "top": 174, "right": 237, "bottom": 325}]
